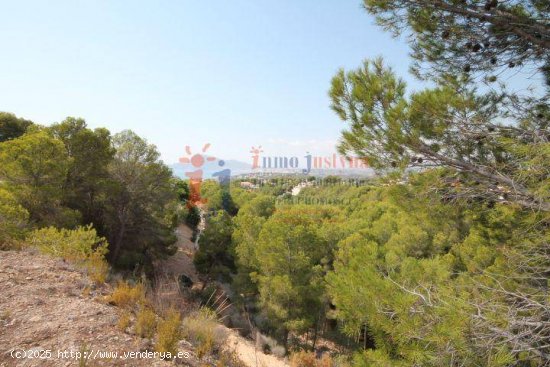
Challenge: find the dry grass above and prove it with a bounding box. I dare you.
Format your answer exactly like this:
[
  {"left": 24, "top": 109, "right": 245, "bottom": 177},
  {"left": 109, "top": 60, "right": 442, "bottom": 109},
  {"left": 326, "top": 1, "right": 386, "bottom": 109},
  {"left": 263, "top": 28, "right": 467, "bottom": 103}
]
[
  {"left": 181, "top": 307, "right": 227, "bottom": 359},
  {"left": 216, "top": 350, "right": 248, "bottom": 367},
  {"left": 290, "top": 351, "right": 335, "bottom": 367},
  {"left": 0, "top": 240, "right": 23, "bottom": 251},
  {"left": 150, "top": 275, "right": 193, "bottom": 315},
  {"left": 135, "top": 307, "right": 157, "bottom": 338},
  {"left": 85, "top": 252, "right": 109, "bottom": 284},
  {"left": 108, "top": 281, "right": 146, "bottom": 309},
  {"left": 155, "top": 308, "right": 181, "bottom": 357},
  {"left": 117, "top": 312, "right": 131, "bottom": 332},
  {"left": 81, "top": 286, "right": 91, "bottom": 297}
]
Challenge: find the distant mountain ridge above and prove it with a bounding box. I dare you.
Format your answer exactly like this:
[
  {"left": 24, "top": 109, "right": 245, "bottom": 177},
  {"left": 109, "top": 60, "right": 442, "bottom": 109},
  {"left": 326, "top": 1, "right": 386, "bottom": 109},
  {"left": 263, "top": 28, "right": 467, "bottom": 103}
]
[
  {"left": 170, "top": 160, "right": 375, "bottom": 179},
  {"left": 170, "top": 160, "right": 253, "bottom": 179}
]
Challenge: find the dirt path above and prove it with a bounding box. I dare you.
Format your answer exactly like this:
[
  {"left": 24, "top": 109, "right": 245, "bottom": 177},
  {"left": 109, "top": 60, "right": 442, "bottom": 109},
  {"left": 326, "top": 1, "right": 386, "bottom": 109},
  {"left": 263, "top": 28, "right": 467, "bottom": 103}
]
[
  {"left": 158, "top": 223, "right": 289, "bottom": 367},
  {"left": 225, "top": 329, "right": 289, "bottom": 367},
  {"left": 156, "top": 224, "right": 199, "bottom": 282}
]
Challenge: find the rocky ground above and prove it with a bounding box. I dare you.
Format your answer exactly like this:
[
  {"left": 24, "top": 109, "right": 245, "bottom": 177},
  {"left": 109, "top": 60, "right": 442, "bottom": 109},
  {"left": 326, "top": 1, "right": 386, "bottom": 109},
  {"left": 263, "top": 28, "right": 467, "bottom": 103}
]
[{"left": 0, "top": 249, "right": 196, "bottom": 367}]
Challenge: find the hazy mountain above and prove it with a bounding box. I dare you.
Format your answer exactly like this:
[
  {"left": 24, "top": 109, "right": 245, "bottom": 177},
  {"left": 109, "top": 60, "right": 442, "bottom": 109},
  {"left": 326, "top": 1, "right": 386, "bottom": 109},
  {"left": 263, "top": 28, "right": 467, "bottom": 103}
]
[{"left": 170, "top": 160, "right": 253, "bottom": 179}]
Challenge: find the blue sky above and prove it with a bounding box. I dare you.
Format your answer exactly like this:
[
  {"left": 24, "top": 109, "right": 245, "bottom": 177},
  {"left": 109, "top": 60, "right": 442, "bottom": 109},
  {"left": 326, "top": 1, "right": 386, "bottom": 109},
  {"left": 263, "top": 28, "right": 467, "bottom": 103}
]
[{"left": 1, "top": 0, "right": 421, "bottom": 164}]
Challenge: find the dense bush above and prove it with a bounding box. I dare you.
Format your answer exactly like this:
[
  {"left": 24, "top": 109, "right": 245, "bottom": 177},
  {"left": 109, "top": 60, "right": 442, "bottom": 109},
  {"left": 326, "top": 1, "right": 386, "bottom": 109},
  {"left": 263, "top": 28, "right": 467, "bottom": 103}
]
[
  {"left": 0, "top": 188, "right": 29, "bottom": 250},
  {"left": 185, "top": 205, "right": 201, "bottom": 228},
  {"left": 27, "top": 225, "right": 109, "bottom": 283},
  {"left": 194, "top": 210, "right": 234, "bottom": 280},
  {"left": 27, "top": 225, "right": 108, "bottom": 261},
  {"left": 0, "top": 129, "right": 78, "bottom": 227},
  {"left": 0, "top": 119, "right": 181, "bottom": 270},
  {"left": 0, "top": 112, "right": 33, "bottom": 142}
]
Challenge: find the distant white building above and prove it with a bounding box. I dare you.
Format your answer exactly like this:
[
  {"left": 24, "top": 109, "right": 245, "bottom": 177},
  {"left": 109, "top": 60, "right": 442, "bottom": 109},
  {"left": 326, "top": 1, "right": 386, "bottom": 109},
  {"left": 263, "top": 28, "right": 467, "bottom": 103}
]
[
  {"left": 240, "top": 181, "right": 258, "bottom": 190},
  {"left": 291, "top": 181, "right": 314, "bottom": 196}
]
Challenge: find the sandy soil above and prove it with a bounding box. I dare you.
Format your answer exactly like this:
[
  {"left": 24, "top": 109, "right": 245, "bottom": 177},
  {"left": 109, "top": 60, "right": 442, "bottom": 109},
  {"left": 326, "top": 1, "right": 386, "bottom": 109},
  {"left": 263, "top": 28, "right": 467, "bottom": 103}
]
[
  {"left": 156, "top": 224, "right": 200, "bottom": 283},
  {"left": 224, "top": 329, "right": 289, "bottom": 367}
]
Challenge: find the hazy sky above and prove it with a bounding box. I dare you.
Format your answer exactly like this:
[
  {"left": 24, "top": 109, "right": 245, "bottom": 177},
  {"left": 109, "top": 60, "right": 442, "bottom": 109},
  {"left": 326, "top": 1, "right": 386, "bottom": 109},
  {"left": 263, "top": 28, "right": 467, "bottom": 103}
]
[{"left": 2, "top": 0, "right": 421, "bottom": 164}]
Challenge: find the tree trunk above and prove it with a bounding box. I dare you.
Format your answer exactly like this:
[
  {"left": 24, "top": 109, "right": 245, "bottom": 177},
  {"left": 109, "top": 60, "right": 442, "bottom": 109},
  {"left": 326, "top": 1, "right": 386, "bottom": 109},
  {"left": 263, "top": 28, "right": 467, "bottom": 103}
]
[
  {"left": 282, "top": 328, "right": 289, "bottom": 354},
  {"left": 312, "top": 321, "right": 319, "bottom": 351},
  {"left": 111, "top": 216, "right": 126, "bottom": 263}
]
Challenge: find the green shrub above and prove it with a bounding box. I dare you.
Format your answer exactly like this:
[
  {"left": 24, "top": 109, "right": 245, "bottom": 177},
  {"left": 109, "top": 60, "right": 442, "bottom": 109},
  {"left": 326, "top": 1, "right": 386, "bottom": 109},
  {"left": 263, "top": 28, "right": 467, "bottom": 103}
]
[
  {"left": 26, "top": 225, "right": 109, "bottom": 283},
  {"left": 185, "top": 205, "right": 201, "bottom": 228},
  {"left": 27, "top": 224, "right": 108, "bottom": 261},
  {"left": 0, "top": 188, "right": 29, "bottom": 250}
]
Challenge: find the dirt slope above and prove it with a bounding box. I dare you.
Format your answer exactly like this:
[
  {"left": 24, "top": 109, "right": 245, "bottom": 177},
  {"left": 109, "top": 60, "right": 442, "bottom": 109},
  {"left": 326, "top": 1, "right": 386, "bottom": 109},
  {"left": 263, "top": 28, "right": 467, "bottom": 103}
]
[
  {"left": 155, "top": 224, "right": 199, "bottom": 283},
  {"left": 0, "top": 250, "right": 181, "bottom": 367},
  {"left": 224, "top": 329, "right": 289, "bottom": 367}
]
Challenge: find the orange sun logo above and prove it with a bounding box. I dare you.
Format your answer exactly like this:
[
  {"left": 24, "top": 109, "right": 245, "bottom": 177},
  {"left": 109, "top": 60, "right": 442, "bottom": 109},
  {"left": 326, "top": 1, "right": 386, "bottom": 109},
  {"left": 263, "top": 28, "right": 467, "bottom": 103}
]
[{"left": 179, "top": 143, "right": 216, "bottom": 207}]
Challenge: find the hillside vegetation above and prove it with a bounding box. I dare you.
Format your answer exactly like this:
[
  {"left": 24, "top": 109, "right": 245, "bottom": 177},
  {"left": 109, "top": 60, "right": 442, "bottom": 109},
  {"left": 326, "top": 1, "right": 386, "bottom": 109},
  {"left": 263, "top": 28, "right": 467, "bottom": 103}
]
[{"left": 1, "top": 0, "right": 549, "bottom": 366}]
